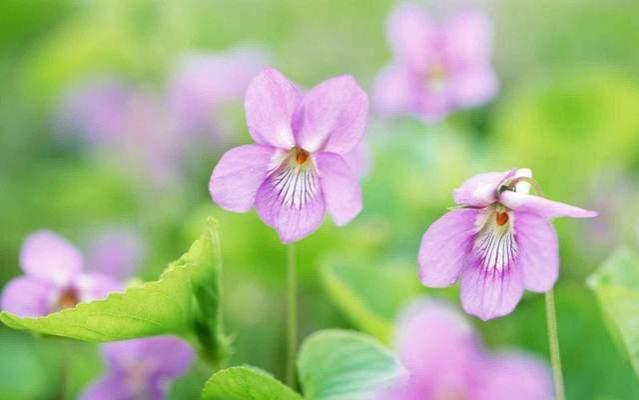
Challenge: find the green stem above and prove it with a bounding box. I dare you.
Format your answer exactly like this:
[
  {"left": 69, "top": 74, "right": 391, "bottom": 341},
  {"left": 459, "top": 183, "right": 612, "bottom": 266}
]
[
  {"left": 545, "top": 289, "right": 565, "bottom": 400},
  {"left": 285, "top": 244, "right": 298, "bottom": 388}
]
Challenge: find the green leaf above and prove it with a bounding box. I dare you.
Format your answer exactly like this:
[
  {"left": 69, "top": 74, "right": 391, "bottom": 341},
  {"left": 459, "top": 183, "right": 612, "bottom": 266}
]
[
  {"left": 588, "top": 247, "right": 639, "bottom": 378},
  {"left": 0, "top": 218, "right": 228, "bottom": 365},
  {"left": 202, "top": 366, "right": 303, "bottom": 400},
  {"left": 298, "top": 329, "right": 403, "bottom": 400},
  {"left": 321, "top": 258, "right": 422, "bottom": 343}
]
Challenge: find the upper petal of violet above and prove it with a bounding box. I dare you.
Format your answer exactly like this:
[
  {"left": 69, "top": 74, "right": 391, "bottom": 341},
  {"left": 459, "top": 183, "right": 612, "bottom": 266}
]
[
  {"left": 293, "top": 75, "right": 368, "bottom": 155},
  {"left": 453, "top": 170, "right": 513, "bottom": 207},
  {"left": 210, "top": 144, "right": 276, "bottom": 212},
  {"left": 20, "top": 230, "right": 84, "bottom": 287},
  {"left": 316, "top": 152, "right": 362, "bottom": 226},
  {"left": 245, "top": 68, "right": 301, "bottom": 149},
  {"left": 443, "top": 11, "right": 493, "bottom": 70},
  {"left": 500, "top": 191, "right": 598, "bottom": 220},
  {"left": 419, "top": 208, "right": 478, "bottom": 287},
  {"left": 387, "top": 3, "right": 437, "bottom": 71}
]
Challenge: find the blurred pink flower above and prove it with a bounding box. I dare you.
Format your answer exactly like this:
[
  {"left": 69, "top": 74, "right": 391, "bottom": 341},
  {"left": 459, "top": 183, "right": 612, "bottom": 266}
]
[
  {"left": 86, "top": 227, "right": 145, "bottom": 281},
  {"left": 419, "top": 169, "right": 597, "bottom": 320},
  {"left": 377, "top": 300, "right": 553, "bottom": 400},
  {"left": 1, "top": 231, "right": 122, "bottom": 317},
  {"left": 168, "top": 45, "right": 270, "bottom": 136},
  {"left": 374, "top": 3, "right": 499, "bottom": 121},
  {"left": 81, "top": 336, "right": 194, "bottom": 400},
  {"left": 209, "top": 68, "right": 369, "bottom": 243}
]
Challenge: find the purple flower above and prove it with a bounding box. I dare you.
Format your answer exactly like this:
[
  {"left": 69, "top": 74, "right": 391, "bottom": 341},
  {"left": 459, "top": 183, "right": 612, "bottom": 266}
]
[
  {"left": 168, "top": 45, "right": 270, "bottom": 135},
  {"left": 373, "top": 3, "right": 498, "bottom": 121},
  {"left": 86, "top": 227, "right": 145, "bottom": 281},
  {"left": 418, "top": 169, "right": 597, "bottom": 320},
  {"left": 378, "top": 300, "right": 553, "bottom": 400},
  {"left": 1, "top": 231, "right": 122, "bottom": 317},
  {"left": 81, "top": 336, "right": 194, "bottom": 400},
  {"left": 209, "top": 68, "right": 369, "bottom": 243}
]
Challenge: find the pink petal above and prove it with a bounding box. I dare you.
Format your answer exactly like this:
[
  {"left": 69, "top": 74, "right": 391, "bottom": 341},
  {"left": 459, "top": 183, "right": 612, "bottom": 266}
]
[
  {"left": 373, "top": 63, "right": 416, "bottom": 117},
  {"left": 395, "top": 300, "right": 481, "bottom": 377},
  {"left": 210, "top": 144, "right": 276, "bottom": 212},
  {"left": 255, "top": 170, "right": 326, "bottom": 243},
  {"left": 80, "top": 373, "right": 131, "bottom": 400},
  {"left": 1, "top": 276, "right": 56, "bottom": 317},
  {"left": 74, "top": 273, "right": 123, "bottom": 303},
  {"left": 515, "top": 213, "right": 559, "bottom": 292},
  {"left": 453, "top": 170, "right": 513, "bottom": 207},
  {"left": 449, "top": 67, "right": 499, "bottom": 107},
  {"left": 316, "top": 152, "right": 362, "bottom": 226},
  {"left": 245, "top": 68, "right": 301, "bottom": 149},
  {"left": 419, "top": 209, "right": 478, "bottom": 287},
  {"left": 343, "top": 139, "right": 371, "bottom": 179},
  {"left": 443, "top": 11, "right": 493, "bottom": 70},
  {"left": 500, "top": 191, "right": 598, "bottom": 220},
  {"left": 460, "top": 262, "right": 525, "bottom": 321},
  {"left": 20, "top": 231, "right": 83, "bottom": 286},
  {"left": 293, "top": 75, "right": 368, "bottom": 155},
  {"left": 86, "top": 228, "right": 144, "bottom": 280},
  {"left": 102, "top": 336, "right": 194, "bottom": 378},
  {"left": 387, "top": 3, "right": 437, "bottom": 71},
  {"left": 476, "top": 352, "right": 553, "bottom": 400}
]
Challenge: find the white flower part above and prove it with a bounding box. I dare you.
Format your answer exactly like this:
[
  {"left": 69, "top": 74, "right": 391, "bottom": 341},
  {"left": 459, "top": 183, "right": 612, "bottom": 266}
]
[
  {"left": 513, "top": 168, "right": 532, "bottom": 194},
  {"left": 270, "top": 148, "right": 319, "bottom": 210},
  {"left": 472, "top": 206, "right": 518, "bottom": 272}
]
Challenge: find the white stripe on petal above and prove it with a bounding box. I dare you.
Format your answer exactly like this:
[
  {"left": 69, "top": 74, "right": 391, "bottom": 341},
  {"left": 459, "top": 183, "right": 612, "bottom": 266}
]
[
  {"left": 473, "top": 207, "right": 518, "bottom": 272},
  {"left": 269, "top": 148, "right": 319, "bottom": 210}
]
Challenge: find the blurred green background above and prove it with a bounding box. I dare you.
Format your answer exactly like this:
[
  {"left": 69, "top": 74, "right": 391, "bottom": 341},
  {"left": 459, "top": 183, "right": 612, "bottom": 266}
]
[{"left": 2, "top": 0, "right": 639, "bottom": 398}]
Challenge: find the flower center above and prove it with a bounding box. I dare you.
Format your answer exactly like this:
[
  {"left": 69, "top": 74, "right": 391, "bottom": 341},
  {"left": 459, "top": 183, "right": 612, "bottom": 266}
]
[
  {"left": 57, "top": 287, "right": 79, "bottom": 310},
  {"left": 425, "top": 63, "right": 448, "bottom": 93},
  {"left": 293, "top": 147, "right": 310, "bottom": 165},
  {"left": 268, "top": 146, "right": 319, "bottom": 210},
  {"left": 496, "top": 211, "right": 509, "bottom": 226}
]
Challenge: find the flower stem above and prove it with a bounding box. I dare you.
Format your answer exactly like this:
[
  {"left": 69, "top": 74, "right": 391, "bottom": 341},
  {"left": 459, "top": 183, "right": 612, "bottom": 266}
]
[
  {"left": 545, "top": 289, "right": 565, "bottom": 400},
  {"left": 285, "top": 243, "right": 298, "bottom": 389}
]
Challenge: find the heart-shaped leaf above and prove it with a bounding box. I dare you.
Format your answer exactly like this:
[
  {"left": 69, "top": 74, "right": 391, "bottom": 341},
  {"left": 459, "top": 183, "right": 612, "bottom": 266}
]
[
  {"left": 202, "top": 366, "right": 303, "bottom": 400},
  {"left": 588, "top": 247, "right": 639, "bottom": 378},
  {"left": 0, "top": 218, "right": 229, "bottom": 365},
  {"left": 297, "top": 329, "right": 404, "bottom": 400}
]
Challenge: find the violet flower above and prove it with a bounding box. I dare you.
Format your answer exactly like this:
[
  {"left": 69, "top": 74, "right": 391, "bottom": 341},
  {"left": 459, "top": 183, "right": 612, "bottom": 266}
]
[
  {"left": 81, "top": 336, "right": 194, "bottom": 400},
  {"left": 86, "top": 227, "right": 145, "bottom": 281},
  {"left": 374, "top": 3, "right": 498, "bottom": 121},
  {"left": 419, "top": 169, "right": 597, "bottom": 320},
  {"left": 1, "top": 231, "right": 122, "bottom": 317},
  {"left": 378, "top": 300, "right": 553, "bottom": 400},
  {"left": 209, "top": 68, "right": 369, "bottom": 243},
  {"left": 168, "top": 45, "right": 269, "bottom": 135}
]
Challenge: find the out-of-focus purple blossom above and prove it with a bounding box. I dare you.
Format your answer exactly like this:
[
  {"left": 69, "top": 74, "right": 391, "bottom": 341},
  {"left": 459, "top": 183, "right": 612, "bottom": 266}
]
[
  {"left": 86, "top": 227, "right": 145, "bottom": 281},
  {"left": 81, "top": 336, "right": 194, "bottom": 400},
  {"left": 168, "top": 45, "right": 270, "bottom": 137},
  {"left": 374, "top": 3, "right": 498, "bottom": 121},
  {"left": 209, "top": 68, "right": 369, "bottom": 243},
  {"left": 58, "top": 78, "right": 185, "bottom": 185},
  {"left": 419, "top": 169, "right": 597, "bottom": 320},
  {"left": 1, "top": 231, "right": 122, "bottom": 317},
  {"left": 377, "top": 300, "right": 553, "bottom": 400},
  {"left": 58, "top": 77, "right": 135, "bottom": 143}
]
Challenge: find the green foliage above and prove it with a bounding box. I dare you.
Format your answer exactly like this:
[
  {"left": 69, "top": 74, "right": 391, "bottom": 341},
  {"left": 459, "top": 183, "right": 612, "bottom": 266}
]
[
  {"left": 0, "top": 218, "right": 228, "bottom": 365},
  {"left": 321, "top": 258, "right": 422, "bottom": 342},
  {"left": 203, "top": 330, "right": 402, "bottom": 400},
  {"left": 297, "top": 330, "right": 403, "bottom": 400},
  {"left": 202, "top": 366, "right": 303, "bottom": 400},
  {"left": 588, "top": 247, "right": 639, "bottom": 379}
]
